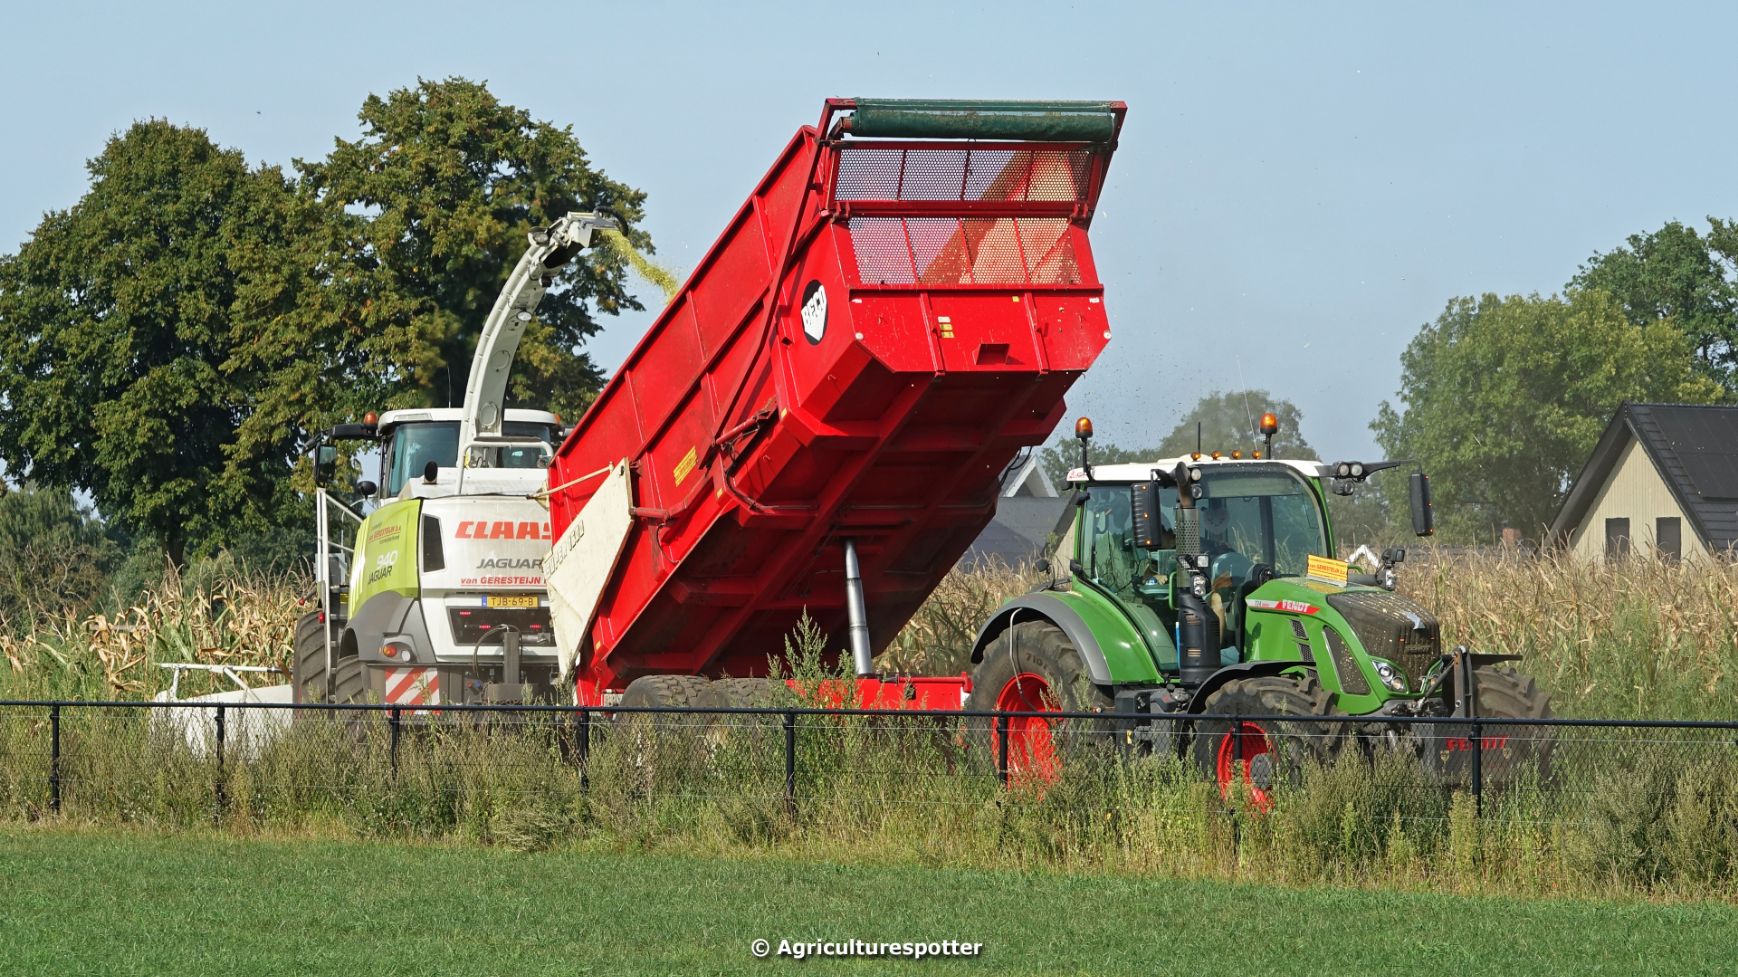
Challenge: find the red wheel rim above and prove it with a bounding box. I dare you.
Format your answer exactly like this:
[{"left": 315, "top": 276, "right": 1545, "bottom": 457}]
[
  {"left": 995, "top": 672, "right": 1061, "bottom": 787},
  {"left": 1215, "top": 721, "right": 1277, "bottom": 811}
]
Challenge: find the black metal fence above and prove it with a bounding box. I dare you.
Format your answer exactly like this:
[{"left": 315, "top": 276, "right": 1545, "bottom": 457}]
[{"left": 2, "top": 698, "right": 1735, "bottom": 832}]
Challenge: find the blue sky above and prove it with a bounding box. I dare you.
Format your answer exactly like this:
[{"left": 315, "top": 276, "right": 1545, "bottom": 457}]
[{"left": 4, "top": 0, "right": 1734, "bottom": 458}]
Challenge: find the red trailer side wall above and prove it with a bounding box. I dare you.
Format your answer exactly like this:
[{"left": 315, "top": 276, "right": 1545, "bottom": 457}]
[{"left": 548, "top": 105, "right": 1121, "bottom": 697}]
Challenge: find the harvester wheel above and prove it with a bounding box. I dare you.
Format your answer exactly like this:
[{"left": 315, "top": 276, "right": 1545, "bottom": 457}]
[
  {"left": 965, "top": 621, "right": 1115, "bottom": 788},
  {"left": 1468, "top": 666, "right": 1554, "bottom": 784},
  {"left": 292, "top": 610, "right": 332, "bottom": 703},
  {"left": 1192, "top": 673, "right": 1340, "bottom": 812}
]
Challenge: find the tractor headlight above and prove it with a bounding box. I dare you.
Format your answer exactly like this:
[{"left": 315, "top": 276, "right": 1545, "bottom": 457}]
[{"left": 1371, "top": 658, "right": 1409, "bottom": 694}]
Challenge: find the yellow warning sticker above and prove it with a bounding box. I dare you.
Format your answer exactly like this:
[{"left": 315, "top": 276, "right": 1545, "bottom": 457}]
[
  {"left": 1306, "top": 554, "right": 1350, "bottom": 587},
  {"left": 672, "top": 445, "right": 698, "bottom": 486}
]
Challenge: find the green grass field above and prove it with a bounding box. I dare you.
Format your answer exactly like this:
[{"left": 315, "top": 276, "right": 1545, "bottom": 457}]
[{"left": 1, "top": 828, "right": 1730, "bottom": 976}]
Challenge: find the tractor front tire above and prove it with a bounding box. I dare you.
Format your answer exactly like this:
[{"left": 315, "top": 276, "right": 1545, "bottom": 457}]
[
  {"left": 1469, "top": 666, "right": 1554, "bottom": 784},
  {"left": 1192, "top": 673, "right": 1340, "bottom": 811},
  {"left": 965, "top": 621, "right": 1116, "bottom": 786}
]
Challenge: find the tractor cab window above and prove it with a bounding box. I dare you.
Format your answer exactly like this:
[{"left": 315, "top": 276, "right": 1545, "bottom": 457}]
[
  {"left": 1082, "top": 483, "right": 1177, "bottom": 598},
  {"left": 1194, "top": 467, "right": 1327, "bottom": 577},
  {"left": 384, "top": 421, "right": 560, "bottom": 495}
]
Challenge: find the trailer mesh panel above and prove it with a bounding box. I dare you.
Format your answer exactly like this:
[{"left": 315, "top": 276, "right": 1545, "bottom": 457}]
[
  {"left": 833, "top": 146, "right": 1094, "bottom": 203},
  {"left": 847, "top": 216, "right": 1080, "bottom": 286}
]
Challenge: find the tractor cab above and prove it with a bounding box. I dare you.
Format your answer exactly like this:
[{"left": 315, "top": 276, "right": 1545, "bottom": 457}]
[{"left": 1073, "top": 458, "right": 1333, "bottom": 664}]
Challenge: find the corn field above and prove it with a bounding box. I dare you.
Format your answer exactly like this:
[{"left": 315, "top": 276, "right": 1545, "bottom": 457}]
[{"left": 3, "top": 549, "right": 1737, "bottom": 720}]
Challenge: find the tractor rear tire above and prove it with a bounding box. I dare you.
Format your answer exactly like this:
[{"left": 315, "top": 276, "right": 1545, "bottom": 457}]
[
  {"left": 1191, "top": 673, "right": 1341, "bottom": 811},
  {"left": 964, "top": 620, "right": 1116, "bottom": 786},
  {"left": 1470, "top": 666, "right": 1554, "bottom": 784}
]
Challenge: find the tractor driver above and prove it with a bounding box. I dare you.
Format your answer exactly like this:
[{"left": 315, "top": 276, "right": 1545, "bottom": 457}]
[{"left": 1200, "top": 499, "right": 1253, "bottom": 596}]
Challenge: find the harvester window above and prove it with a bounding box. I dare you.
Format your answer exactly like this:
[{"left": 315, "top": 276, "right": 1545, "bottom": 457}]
[{"left": 385, "top": 423, "right": 461, "bottom": 496}]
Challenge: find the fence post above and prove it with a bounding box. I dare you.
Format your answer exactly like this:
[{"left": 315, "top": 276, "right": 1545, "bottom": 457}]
[
  {"left": 48, "top": 704, "right": 61, "bottom": 816},
  {"left": 389, "top": 707, "right": 402, "bottom": 781},
  {"left": 1470, "top": 719, "right": 1484, "bottom": 818},
  {"left": 575, "top": 708, "right": 591, "bottom": 793},
  {"left": 214, "top": 703, "right": 227, "bottom": 823},
  {"left": 996, "top": 713, "right": 1010, "bottom": 787},
  {"left": 783, "top": 710, "right": 797, "bottom": 815}
]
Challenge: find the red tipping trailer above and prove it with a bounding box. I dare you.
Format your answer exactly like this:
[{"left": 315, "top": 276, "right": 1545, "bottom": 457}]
[{"left": 544, "top": 99, "right": 1125, "bottom": 705}]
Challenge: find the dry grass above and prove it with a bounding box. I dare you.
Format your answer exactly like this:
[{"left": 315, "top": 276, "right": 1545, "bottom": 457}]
[{"left": 1405, "top": 547, "right": 1738, "bottom": 719}]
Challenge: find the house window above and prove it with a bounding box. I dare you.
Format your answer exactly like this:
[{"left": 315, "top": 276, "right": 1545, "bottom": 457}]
[
  {"left": 1604, "top": 518, "right": 1630, "bottom": 558},
  {"left": 1656, "top": 517, "right": 1682, "bottom": 563}
]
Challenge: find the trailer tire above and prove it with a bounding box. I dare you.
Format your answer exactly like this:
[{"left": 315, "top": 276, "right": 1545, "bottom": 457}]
[
  {"left": 696, "top": 678, "right": 785, "bottom": 764},
  {"left": 614, "top": 675, "right": 712, "bottom": 788},
  {"left": 964, "top": 620, "right": 1115, "bottom": 787},
  {"left": 1469, "top": 666, "right": 1554, "bottom": 784},
  {"left": 1191, "top": 673, "right": 1340, "bottom": 812}
]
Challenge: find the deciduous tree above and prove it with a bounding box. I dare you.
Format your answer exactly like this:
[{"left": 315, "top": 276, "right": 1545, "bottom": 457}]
[{"left": 1372, "top": 292, "right": 1723, "bottom": 540}]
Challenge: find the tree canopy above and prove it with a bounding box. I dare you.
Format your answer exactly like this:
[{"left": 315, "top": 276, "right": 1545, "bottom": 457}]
[
  {"left": 0, "top": 121, "right": 317, "bottom": 564},
  {"left": 0, "top": 78, "right": 656, "bottom": 563},
  {"left": 1570, "top": 219, "right": 1738, "bottom": 391},
  {"left": 1372, "top": 291, "right": 1723, "bottom": 540},
  {"left": 297, "top": 77, "right": 655, "bottom": 421}
]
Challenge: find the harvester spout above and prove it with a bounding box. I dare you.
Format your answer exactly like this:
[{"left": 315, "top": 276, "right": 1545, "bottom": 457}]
[{"left": 457, "top": 211, "right": 618, "bottom": 490}]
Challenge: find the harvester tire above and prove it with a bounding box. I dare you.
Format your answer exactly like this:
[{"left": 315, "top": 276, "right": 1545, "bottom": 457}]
[
  {"left": 964, "top": 620, "right": 1116, "bottom": 787},
  {"left": 1469, "top": 666, "right": 1554, "bottom": 784},
  {"left": 1191, "top": 673, "right": 1341, "bottom": 811},
  {"left": 292, "top": 610, "right": 331, "bottom": 703}
]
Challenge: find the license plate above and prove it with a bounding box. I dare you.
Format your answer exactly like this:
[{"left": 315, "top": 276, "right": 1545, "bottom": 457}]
[{"left": 485, "top": 594, "right": 539, "bottom": 609}]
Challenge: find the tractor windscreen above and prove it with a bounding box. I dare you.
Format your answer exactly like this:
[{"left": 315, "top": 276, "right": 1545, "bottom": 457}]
[
  {"left": 1195, "top": 468, "right": 1327, "bottom": 577},
  {"left": 385, "top": 421, "right": 560, "bottom": 495},
  {"left": 1081, "top": 466, "right": 1327, "bottom": 597}
]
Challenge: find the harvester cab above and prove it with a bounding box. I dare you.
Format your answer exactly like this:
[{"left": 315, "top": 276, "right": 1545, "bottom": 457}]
[{"left": 296, "top": 212, "right": 617, "bottom": 708}]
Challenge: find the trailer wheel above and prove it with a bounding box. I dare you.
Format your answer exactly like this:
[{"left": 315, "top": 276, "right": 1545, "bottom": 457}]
[
  {"left": 1192, "top": 674, "right": 1340, "bottom": 812},
  {"left": 965, "top": 621, "right": 1114, "bottom": 787},
  {"left": 1469, "top": 666, "right": 1554, "bottom": 784},
  {"left": 614, "top": 675, "right": 712, "bottom": 789}
]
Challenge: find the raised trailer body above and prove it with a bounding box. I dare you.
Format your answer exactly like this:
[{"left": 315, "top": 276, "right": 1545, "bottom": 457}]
[{"left": 545, "top": 99, "right": 1125, "bottom": 704}]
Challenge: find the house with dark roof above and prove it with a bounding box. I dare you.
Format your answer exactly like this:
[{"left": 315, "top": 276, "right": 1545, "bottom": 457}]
[
  {"left": 961, "top": 452, "right": 1072, "bottom": 566},
  {"left": 1550, "top": 403, "right": 1738, "bottom": 560}
]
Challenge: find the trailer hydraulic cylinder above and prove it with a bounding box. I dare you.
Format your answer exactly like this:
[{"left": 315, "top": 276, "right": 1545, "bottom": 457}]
[{"left": 844, "top": 540, "right": 874, "bottom": 678}]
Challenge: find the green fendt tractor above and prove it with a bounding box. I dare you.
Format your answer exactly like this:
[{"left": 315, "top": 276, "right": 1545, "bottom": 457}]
[{"left": 966, "top": 414, "right": 1550, "bottom": 803}]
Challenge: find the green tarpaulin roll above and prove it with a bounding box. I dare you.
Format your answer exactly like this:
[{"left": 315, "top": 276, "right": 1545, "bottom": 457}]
[{"left": 849, "top": 99, "right": 1118, "bottom": 142}]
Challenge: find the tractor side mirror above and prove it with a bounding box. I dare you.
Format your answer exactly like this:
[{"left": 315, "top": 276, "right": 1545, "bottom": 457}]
[
  {"left": 355, "top": 479, "right": 379, "bottom": 499},
  {"left": 314, "top": 444, "right": 337, "bottom": 487},
  {"left": 1131, "top": 481, "right": 1166, "bottom": 550},
  {"left": 1410, "top": 472, "right": 1434, "bottom": 537}
]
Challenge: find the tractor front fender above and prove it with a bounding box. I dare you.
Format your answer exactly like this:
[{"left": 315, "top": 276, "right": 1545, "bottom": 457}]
[
  {"left": 970, "top": 592, "right": 1163, "bottom": 687},
  {"left": 1187, "top": 660, "right": 1315, "bottom": 713}
]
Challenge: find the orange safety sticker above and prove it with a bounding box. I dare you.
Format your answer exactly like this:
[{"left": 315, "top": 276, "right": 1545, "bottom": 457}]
[{"left": 385, "top": 667, "right": 441, "bottom": 712}]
